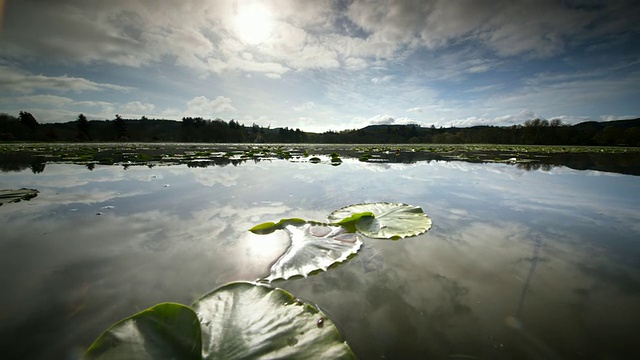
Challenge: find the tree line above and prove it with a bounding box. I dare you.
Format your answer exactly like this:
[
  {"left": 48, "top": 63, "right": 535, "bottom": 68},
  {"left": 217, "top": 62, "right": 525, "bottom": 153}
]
[
  {"left": 1, "top": 111, "right": 638, "bottom": 146},
  {"left": 321, "top": 118, "right": 640, "bottom": 146}
]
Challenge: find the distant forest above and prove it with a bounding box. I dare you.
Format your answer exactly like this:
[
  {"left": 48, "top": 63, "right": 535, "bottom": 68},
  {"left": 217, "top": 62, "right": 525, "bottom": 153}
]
[{"left": 1, "top": 111, "right": 639, "bottom": 146}]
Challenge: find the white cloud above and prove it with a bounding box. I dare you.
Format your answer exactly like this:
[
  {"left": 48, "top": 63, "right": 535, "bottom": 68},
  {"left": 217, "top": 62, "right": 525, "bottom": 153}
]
[
  {"left": 486, "top": 70, "right": 640, "bottom": 117},
  {"left": 344, "top": 57, "right": 368, "bottom": 70},
  {"left": 493, "top": 109, "right": 539, "bottom": 125},
  {"left": 438, "top": 109, "right": 609, "bottom": 128},
  {"left": 293, "top": 101, "right": 316, "bottom": 112},
  {"left": 370, "top": 115, "right": 395, "bottom": 125},
  {"left": 163, "top": 28, "right": 215, "bottom": 70},
  {"left": 0, "top": 66, "right": 133, "bottom": 94},
  {"left": 186, "top": 96, "right": 236, "bottom": 116},
  {"left": 287, "top": 43, "right": 340, "bottom": 69},
  {"left": 208, "top": 56, "right": 290, "bottom": 76},
  {"left": 467, "top": 64, "right": 491, "bottom": 73},
  {"left": 366, "top": 114, "right": 418, "bottom": 126},
  {"left": 553, "top": 115, "right": 593, "bottom": 125},
  {"left": 433, "top": 109, "right": 541, "bottom": 128},
  {"left": 345, "top": 0, "right": 607, "bottom": 59},
  {"left": 0, "top": 1, "right": 637, "bottom": 129},
  {"left": 466, "top": 84, "right": 505, "bottom": 93},
  {"left": 599, "top": 115, "right": 639, "bottom": 122},
  {"left": 74, "top": 101, "right": 115, "bottom": 109},
  {"left": 2, "top": 0, "right": 635, "bottom": 74},
  {"left": 12, "top": 95, "right": 74, "bottom": 107},
  {"left": 371, "top": 75, "right": 394, "bottom": 84},
  {"left": 123, "top": 101, "right": 156, "bottom": 114}
]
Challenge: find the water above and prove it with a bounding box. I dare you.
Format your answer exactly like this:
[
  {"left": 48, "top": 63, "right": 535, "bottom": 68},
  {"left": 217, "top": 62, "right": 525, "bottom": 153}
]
[{"left": 0, "top": 156, "right": 639, "bottom": 359}]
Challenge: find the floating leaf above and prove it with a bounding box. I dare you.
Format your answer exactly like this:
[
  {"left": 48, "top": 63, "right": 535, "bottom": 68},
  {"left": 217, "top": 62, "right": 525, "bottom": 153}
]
[
  {"left": 85, "top": 283, "right": 355, "bottom": 359},
  {"left": 260, "top": 220, "right": 362, "bottom": 282},
  {"left": 249, "top": 218, "right": 306, "bottom": 235},
  {"left": 328, "top": 202, "right": 432, "bottom": 239},
  {"left": 249, "top": 221, "right": 279, "bottom": 235},
  {"left": 0, "top": 188, "right": 39, "bottom": 206},
  {"left": 333, "top": 211, "right": 374, "bottom": 225},
  {"left": 193, "top": 281, "right": 354, "bottom": 359},
  {"left": 84, "top": 302, "right": 202, "bottom": 360}
]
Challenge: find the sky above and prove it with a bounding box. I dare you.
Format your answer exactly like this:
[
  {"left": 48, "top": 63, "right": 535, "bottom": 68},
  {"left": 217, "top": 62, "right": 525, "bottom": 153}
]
[{"left": 0, "top": 0, "right": 639, "bottom": 132}]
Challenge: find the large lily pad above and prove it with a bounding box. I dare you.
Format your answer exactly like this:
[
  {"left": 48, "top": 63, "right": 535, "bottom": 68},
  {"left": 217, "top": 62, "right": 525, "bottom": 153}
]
[
  {"left": 193, "top": 281, "right": 355, "bottom": 359},
  {"left": 328, "top": 202, "right": 432, "bottom": 239},
  {"left": 84, "top": 283, "right": 355, "bottom": 359},
  {"left": 84, "top": 302, "right": 202, "bottom": 360},
  {"left": 261, "top": 220, "right": 363, "bottom": 282},
  {"left": 0, "top": 188, "right": 39, "bottom": 206}
]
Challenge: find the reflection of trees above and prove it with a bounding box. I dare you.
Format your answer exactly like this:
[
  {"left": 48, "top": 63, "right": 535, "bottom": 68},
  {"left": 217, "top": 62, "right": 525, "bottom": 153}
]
[
  {"left": 2, "top": 145, "right": 638, "bottom": 176},
  {"left": 186, "top": 158, "right": 249, "bottom": 168},
  {"left": 30, "top": 161, "right": 46, "bottom": 174},
  {"left": 0, "top": 152, "right": 45, "bottom": 173},
  {"left": 515, "top": 163, "right": 554, "bottom": 172}
]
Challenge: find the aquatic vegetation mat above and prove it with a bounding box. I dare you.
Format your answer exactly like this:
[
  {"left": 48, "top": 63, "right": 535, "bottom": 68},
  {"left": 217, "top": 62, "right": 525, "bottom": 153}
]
[{"left": 3, "top": 143, "right": 639, "bottom": 176}]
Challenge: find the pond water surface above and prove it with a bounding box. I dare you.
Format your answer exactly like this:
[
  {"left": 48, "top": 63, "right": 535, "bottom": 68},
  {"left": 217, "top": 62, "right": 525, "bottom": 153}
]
[{"left": 1, "top": 155, "right": 639, "bottom": 359}]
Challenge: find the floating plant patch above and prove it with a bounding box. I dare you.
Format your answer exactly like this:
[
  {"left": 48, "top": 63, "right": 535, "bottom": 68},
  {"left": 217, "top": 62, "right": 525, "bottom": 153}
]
[
  {"left": 249, "top": 202, "right": 430, "bottom": 280},
  {"left": 328, "top": 202, "right": 432, "bottom": 240},
  {"left": 0, "top": 188, "right": 39, "bottom": 206},
  {"left": 252, "top": 219, "right": 363, "bottom": 282},
  {"left": 84, "top": 282, "right": 354, "bottom": 360}
]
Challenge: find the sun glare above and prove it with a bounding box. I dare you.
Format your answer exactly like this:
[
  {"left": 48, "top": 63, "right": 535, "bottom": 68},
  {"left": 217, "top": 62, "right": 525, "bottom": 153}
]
[{"left": 234, "top": 3, "right": 273, "bottom": 45}]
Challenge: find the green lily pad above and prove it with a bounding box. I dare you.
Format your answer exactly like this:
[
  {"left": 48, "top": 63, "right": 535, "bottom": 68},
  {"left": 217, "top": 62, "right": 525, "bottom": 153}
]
[
  {"left": 0, "top": 188, "right": 39, "bottom": 206},
  {"left": 84, "top": 302, "right": 202, "bottom": 360},
  {"left": 328, "top": 202, "right": 432, "bottom": 239},
  {"left": 85, "top": 283, "right": 355, "bottom": 359},
  {"left": 260, "top": 220, "right": 363, "bottom": 282},
  {"left": 193, "top": 282, "right": 355, "bottom": 359}
]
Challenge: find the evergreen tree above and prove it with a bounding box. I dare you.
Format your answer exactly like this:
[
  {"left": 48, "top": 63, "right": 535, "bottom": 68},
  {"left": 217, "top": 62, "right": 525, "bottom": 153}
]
[
  {"left": 19, "top": 111, "right": 38, "bottom": 130},
  {"left": 114, "top": 114, "right": 127, "bottom": 139},
  {"left": 77, "top": 113, "right": 90, "bottom": 139}
]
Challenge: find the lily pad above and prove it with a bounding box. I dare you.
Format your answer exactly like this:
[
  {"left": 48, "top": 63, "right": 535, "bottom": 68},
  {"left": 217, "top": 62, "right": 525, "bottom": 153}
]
[
  {"left": 193, "top": 282, "right": 355, "bottom": 359},
  {"left": 261, "top": 220, "right": 363, "bottom": 282},
  {"left": 0, "top": 188, "right": 39, "bottom": 206},
  {"left": 84, "top": 302, "right": 202, "bottom": 360},
  {"left": 328, "top": 202, "right": 432, "bottom": 239},
  {"left": 84, "top": 283, "right": 355, "bottom": 359}
]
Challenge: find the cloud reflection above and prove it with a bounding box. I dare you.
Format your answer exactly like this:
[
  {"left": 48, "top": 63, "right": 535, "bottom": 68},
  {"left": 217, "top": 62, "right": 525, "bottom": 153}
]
[{"left": 0, "top": 160, "right": 638, "bottom": 359}]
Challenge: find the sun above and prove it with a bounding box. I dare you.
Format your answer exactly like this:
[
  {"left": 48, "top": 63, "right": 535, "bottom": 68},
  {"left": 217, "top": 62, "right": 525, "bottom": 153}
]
[{"left": 233, "top": 3, "right": 273, "bottom": 45}]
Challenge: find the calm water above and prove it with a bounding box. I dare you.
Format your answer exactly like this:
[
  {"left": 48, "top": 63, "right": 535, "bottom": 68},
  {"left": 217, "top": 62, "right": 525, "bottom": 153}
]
[{"left": 1, "top": 156, "right": 639, "bottom": 359}]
